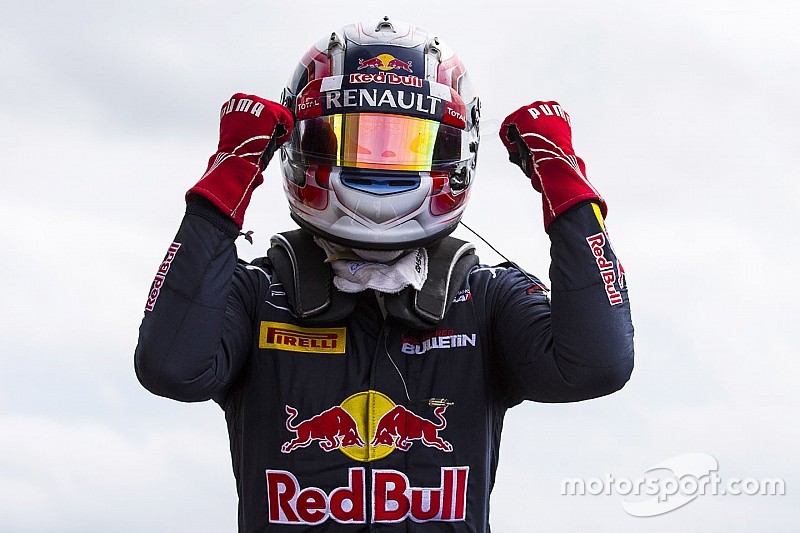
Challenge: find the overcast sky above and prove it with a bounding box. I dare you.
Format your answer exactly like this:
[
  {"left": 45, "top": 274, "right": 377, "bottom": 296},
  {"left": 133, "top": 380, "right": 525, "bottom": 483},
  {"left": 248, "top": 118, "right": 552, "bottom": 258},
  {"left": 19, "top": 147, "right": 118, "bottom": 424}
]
[{"left": 1, "top": 0, "right": 798, "bottom": 531}]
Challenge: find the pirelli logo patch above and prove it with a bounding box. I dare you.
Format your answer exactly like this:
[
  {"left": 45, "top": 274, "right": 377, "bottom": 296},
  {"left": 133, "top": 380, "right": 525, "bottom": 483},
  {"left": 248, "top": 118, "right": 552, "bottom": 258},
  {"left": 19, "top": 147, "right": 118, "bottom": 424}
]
[{"left": 259, "top": 322, "right": 346, "bottom": 354}]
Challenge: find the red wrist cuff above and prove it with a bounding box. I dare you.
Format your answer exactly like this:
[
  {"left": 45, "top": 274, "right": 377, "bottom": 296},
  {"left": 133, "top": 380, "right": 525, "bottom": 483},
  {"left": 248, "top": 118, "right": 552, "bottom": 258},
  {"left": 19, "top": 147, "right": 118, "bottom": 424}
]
[
  {"left": 187, "top": 155, "right": 263, "bottom": 229},
  {"left": 535, "top": 157, "right": 606, "bottom": 229}
]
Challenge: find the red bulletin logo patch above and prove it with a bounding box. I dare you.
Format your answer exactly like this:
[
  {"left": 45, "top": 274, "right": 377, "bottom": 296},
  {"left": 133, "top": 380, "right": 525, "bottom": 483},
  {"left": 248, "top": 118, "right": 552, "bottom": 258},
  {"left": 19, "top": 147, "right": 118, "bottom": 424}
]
[
  {"left": 401, "top": 330, "right": 476, "bottom": 355},
  {"left": 586, "top": 232, "right": 623, "bottom": 305},
  {"left": 145, "top": 242, "right": 181, "bottom": 312}
]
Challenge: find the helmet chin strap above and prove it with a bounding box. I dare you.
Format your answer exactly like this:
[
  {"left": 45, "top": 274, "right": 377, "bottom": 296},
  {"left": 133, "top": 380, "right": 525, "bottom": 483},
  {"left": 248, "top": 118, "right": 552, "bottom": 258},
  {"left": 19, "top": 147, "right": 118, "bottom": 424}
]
[
  {"left": 352, "top": 247, "right": 405, "bottom": 263},
  {"left": 353, "top": 248, "right": 404, "bottom": 263},
  {"left": 311, "top": 238, "right": 406, "bottom": 263}
]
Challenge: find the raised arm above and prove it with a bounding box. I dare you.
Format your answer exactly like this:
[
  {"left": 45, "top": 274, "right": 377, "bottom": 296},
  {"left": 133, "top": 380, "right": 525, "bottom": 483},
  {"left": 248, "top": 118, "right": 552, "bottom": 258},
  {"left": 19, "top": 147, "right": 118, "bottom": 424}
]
[
  {"left": 134, "top": 94, "right": 293, "bottom": 403},
  {"left": 489, "top": 101, "right": 634, "bottom": 405}
]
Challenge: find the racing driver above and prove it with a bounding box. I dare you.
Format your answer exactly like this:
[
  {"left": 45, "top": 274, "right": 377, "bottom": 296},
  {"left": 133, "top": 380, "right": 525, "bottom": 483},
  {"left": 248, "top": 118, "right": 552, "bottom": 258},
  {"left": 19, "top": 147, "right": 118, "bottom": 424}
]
[{"left": 135, "top": 17, "right": 634, "bottom": 532}]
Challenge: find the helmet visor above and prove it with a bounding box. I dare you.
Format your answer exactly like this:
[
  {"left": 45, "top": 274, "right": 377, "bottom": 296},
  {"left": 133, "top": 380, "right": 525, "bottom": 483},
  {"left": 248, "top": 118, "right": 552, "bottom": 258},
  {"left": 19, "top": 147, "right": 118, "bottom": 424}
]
[{"left": 285, "top": 113, "right": 473, "bottom": 172}]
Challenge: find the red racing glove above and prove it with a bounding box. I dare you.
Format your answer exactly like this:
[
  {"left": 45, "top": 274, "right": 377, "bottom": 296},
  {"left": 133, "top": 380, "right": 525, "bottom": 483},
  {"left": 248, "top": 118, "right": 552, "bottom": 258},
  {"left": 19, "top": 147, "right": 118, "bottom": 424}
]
[
  {"left": 501, "top": 101, "right": 606, "bottom": 229},
  {"left": 187, "top": 93, "right": 294, "bottom": 229}
]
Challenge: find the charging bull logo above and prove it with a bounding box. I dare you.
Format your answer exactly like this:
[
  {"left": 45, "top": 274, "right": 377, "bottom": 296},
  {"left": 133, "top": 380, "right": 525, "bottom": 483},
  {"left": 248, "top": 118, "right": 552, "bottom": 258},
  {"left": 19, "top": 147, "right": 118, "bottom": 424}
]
[
  {"left": 273, "top": 392, "right": 465, "bottom": 525},
  {"left": 281, "top": 405, "right": 366, "bottom": 453},
  {"left": 358, "top": 53, "right": 413, "bottom": 73},
  {"left": 280, "top": 390, "right": 452, "bottom": 461},
  {"left": 371, "top": 405, "right": 452, "bottom": 452}
]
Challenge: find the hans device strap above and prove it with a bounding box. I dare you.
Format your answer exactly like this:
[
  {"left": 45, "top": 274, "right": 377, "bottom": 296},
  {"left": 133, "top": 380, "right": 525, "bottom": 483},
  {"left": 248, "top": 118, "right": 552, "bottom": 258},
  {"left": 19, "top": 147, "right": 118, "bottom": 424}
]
[{"left": 266, "top": 229, "right": 478, "bottom": 329}]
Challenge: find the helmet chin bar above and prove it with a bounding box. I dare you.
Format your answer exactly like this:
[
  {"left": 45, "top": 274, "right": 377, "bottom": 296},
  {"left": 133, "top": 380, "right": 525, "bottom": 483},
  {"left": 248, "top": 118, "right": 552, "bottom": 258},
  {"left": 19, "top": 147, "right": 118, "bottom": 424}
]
[{"left": 290, "top": 212, "right": 461, "bottom": 251}]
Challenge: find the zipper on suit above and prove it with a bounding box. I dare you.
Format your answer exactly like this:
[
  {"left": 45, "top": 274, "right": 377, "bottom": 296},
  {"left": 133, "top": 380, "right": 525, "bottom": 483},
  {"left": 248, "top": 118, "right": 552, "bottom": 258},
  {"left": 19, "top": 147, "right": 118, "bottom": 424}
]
[{"left": 366, "top": 318, "right": 390, "bottom": 531}]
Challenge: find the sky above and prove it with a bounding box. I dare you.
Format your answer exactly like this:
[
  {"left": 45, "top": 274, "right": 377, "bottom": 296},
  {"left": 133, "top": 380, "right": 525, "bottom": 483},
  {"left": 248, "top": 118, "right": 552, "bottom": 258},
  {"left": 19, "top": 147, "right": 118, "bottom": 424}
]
[{"left": 1, "top": 0, "right": 798, "bottom": 531}]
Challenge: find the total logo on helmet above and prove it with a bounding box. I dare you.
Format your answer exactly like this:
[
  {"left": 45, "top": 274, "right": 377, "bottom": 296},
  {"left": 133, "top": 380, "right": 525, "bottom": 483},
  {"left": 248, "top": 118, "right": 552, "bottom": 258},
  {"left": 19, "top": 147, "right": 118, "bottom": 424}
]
[
  {"left": 357, "top": 53, "right": 413, "bottom": 73},
  {"left": 281, "top": 390, "right": 452, "bottom": 461}
]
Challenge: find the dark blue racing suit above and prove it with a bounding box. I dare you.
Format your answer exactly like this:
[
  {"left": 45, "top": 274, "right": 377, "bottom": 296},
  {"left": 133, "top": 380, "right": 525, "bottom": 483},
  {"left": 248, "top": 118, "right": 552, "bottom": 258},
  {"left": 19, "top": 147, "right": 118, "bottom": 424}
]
[{"left": 135, "top": 199, "right": 634, "bottom": 532}]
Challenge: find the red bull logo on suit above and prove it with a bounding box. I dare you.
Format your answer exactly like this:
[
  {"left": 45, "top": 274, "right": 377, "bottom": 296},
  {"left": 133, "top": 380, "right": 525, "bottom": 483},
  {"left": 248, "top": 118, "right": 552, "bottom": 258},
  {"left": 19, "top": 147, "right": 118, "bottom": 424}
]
[
  {"left": 272, "top": 390, "right": 467, "bottom": 525},
  {"left": 266, "top": 466, "right": 468, "bottom": 525},
  {"left": 371, "top": 405, "right": 452, "bottom": 452},
  {"left": 281, "top": 405, "right": 365, "bottom": 453},
  {"left": 280, "top": 390, "right": 452, "bottom": 461},
  {"left": 586, "top": 232, "right": 623, "bottom": 306},
  {"left": 145, "top": 242, "right": 181, "bottom": 312}
]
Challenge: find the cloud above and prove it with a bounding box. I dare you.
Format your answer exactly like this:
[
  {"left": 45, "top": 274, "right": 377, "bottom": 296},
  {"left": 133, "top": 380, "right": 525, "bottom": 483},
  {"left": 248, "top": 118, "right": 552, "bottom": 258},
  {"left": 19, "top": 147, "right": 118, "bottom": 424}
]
[
  {"left": 1, "top": 1, "right": 798, "bottom": 531},
  {"left": 0, "top": 414, "right": 236, "bottom": 533}
]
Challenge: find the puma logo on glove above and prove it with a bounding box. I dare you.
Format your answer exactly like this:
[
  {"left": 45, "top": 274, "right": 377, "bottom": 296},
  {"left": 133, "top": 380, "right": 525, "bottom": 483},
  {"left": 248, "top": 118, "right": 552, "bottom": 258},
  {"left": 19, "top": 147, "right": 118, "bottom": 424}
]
[
  {"left": 188, "top": 94, "right": 294, "bottom": 228},
  {"left": 220, "top": 96, "right": 269, "bottom": 118}
]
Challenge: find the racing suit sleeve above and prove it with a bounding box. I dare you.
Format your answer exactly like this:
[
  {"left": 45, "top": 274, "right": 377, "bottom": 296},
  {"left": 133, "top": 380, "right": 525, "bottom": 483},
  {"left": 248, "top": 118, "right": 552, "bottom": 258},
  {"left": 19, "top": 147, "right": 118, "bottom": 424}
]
[
  {"left": 134, "top": 199, "right": 260, "bottom": 403},
  {"left": 490, "top": 201, "right": 634, "bottom": 406}
]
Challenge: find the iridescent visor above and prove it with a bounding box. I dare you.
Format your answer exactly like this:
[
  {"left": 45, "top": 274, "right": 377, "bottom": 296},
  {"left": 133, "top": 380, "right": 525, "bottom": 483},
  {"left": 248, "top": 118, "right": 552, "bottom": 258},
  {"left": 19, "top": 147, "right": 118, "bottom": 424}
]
[{"left": 286, "top": 113, "right": 472, "bottom": 172}]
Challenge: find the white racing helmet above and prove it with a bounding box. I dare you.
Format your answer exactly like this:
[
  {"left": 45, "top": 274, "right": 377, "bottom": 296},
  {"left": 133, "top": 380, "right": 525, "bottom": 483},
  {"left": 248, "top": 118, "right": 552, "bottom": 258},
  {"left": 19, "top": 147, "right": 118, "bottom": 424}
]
[{"left": 280, "top": 17, "right": 480, "bottom": 250}]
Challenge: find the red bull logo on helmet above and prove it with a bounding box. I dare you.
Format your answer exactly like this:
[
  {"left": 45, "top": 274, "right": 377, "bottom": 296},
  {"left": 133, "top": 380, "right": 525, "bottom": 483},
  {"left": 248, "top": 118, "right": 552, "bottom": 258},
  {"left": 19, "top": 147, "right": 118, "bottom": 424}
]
[
  {"left": 349, "top": 72, "right": 423, "bottom": 88},
  {"left": 280, "top": 390, "right": 452, "bottom": 461},
  {"left": 358, "top": 53, "right": 413, "bottom": 73}
]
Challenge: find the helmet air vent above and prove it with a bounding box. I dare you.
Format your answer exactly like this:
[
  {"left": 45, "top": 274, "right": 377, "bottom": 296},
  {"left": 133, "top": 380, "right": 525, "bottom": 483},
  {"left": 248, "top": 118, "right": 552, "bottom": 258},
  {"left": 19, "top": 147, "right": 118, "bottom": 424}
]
[{"left": 375, "top": 16, "right": 396, "bottom": 32}]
